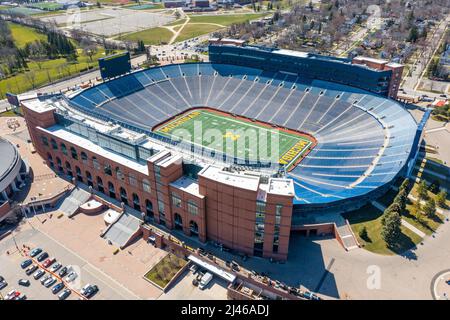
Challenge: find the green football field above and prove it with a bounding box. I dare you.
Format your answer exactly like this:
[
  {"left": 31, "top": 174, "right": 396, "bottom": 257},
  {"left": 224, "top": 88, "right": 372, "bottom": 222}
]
[{"left": 154, "top": 109, "right": 314, "bottom": 167}]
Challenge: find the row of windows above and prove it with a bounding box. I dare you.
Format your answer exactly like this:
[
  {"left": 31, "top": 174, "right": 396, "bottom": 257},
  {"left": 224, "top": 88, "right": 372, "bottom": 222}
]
[
  {"left": 43, "top": 135, "right": 152, "bottom": 194},
  {"left": 171, "top": 193, "right": 199, "bottom": 216}
]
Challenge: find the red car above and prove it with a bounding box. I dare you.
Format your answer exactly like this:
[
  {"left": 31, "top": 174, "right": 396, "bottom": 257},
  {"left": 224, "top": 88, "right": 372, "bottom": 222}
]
[{"left": 42, "top": 257, "right": 56, "bottom": 268}]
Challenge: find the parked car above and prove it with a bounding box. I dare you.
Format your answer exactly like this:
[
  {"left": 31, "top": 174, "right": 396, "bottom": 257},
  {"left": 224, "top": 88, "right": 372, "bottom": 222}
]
[
  {"left": 36, "top": 252, "right": 49, "bottom": 262},
  {"left": 25, "top": 264, "right": 38, "bottom": 276},
  {"left": 59, "top": 266, "right": 69, "bottom": 277},
  {"left": 302, "top": 291, "right": 321, "bottom": 300},
  {"left": 29, "top": 248, "right": 42, "bottom": 258},
  {"left": 50, "top": 262, "right": 62, "bottom": 273},
  {"left": 52, "top": 282, "right": 65, "bottom": 294},
  {"left": 58, "top": 288, "right": 71, "bottom": 300},
  {"left": 18, "top": 279, "right": 30, "bottom": 287},
  {"left": 20, "top": 259, "right": 33, "bottom": 269},
  {"left": 65, "top": 271, "right": 77, "bottom": 283},
  {"left": 40, "top": 274, "right": 51, "bottom": 285},
  {"left": 199, "top": 272, "right": 213, "bottom": 290},
  {"left": 42, "top": 257, "right": 56, "bottom": 268},
  {"left": 81, "top": 284, "right": 99, "bottom": 298},
  {"left": 44, "top": 277, "right": 57, "bottom": 288},
  {"left": 0, "top": 277, "right": 8, "bottom": 290},
  {"left": 5, "top": 289, "right": 20, "bottom": 300},
  {"left": 33, "top": 269, "right": 45, "bottom": 280},
  {"left": 17, "top": 293, "right": 27, "bottom": 300}
]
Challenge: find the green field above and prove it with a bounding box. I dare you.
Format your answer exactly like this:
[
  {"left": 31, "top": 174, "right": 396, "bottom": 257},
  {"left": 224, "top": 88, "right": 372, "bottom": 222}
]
[
  {"left": 154, "top": 109, "right": 313, "bottom": 166},
  {"left": 120, "top": 26, "right": 173, "bottom": 44},
  {"left": 188, "top": 13, "right": 268, "bottom": 26},
  {"left": 8, "top": 22, "right": 47, "bottom": 48},
  {"left": 1, "top": 23, "right": 106, "bottom": 98},
  {"left": 175, "top": 23, "right": 222, "bottom": 42},
  {"left": 28, "top": 2, "right": 63, "bottom": 10}
]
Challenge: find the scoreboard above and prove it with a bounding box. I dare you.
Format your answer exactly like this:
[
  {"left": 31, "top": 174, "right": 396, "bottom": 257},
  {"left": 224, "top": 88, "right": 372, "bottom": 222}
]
[{"left": 98, "top": 52, "right": 131, "bottom": 80}]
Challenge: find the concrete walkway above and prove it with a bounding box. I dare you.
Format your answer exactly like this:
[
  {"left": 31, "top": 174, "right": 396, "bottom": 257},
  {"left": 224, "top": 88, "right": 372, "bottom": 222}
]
[
  {"left": 401, "top": 219, "right": 426, "bottom": 238},
  {"left": 408, "top": 194, "right": 447, "bottom": 215},
  {"left": 372, "top": 200, "right": 426, "bottom": 238}
]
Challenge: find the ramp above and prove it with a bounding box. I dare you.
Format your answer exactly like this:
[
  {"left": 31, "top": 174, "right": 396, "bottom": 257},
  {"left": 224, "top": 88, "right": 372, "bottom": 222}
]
[
  {"left": 103, "top": 211, "right": 141, "bottom": 248},
  {"left": 57, "top": 187, "right": 91, "bottom": 217}
]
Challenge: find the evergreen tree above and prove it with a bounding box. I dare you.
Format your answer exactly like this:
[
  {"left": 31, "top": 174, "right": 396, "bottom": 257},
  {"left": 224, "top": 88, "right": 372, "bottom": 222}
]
[
  {"left": 423, "top": 198, "right": 436, "bottom": 218},
  {"left": 436, "top": 190, "right": 447, "bottom": 208},
  {"left": 381, "top": 209, "right": 402, "bottom": 246},
  {"left": 417, "top": 180, "right": 428, "bottom": 200}
]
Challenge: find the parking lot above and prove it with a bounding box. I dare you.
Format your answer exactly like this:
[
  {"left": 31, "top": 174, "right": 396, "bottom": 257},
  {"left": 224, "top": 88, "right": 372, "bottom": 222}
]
[{"left": 0, "top": 226, "right": 139, "bottom": 300}]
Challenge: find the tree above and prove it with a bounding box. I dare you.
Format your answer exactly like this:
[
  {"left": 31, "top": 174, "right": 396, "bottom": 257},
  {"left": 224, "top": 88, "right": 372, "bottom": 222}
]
[
  {"left": 417, "top": 180, "right": 428, "bottom": 200},
  {"left": 381, "top": 209, "right": 402, "bottom": 246},
  {"left": 423, "top": 198, "right": 436, "bottom": 218},
  {"left": 359, "top": 226, "right": 369, "bottom": 242},
  {"left": 436, "top": 190, "right": 447, "bottom": 208}
]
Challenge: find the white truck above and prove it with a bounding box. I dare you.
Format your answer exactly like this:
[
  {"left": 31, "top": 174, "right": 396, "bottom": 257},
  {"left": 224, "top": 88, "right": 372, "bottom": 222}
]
[{"left": 199, "top": 272, "right": 213, "bottom": 290}]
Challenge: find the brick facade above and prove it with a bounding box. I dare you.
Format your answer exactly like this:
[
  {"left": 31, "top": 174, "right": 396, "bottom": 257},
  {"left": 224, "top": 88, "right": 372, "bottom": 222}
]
[{"left": 22, "top": 105, "right": 294, "bottom": 260}]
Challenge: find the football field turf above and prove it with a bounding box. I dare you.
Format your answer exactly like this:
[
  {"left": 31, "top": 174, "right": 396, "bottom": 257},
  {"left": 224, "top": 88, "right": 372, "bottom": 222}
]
[{"left": 154, "top": 109, "right": 314, "bottom": 167}]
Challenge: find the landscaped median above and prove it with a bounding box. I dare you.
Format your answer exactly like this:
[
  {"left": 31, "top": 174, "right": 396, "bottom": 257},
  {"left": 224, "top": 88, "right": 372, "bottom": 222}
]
[
  {"left": 343, "top": 203, "right": 423, "bottom": 255},
  {"left": 143, "top": 253, "right": 188, "bottom": 292}
]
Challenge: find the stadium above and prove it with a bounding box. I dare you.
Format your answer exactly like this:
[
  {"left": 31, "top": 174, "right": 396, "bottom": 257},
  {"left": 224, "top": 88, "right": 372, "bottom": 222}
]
[
  {"left": 20, "top": 40, "right": 421, "bottom": 260},
  {"left": 0, "top": 137, "right": 26, "bottom": 222}
]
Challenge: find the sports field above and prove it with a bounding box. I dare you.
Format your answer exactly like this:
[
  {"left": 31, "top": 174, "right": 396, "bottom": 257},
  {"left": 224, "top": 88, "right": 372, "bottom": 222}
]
[{"left": 154, "top": 109, "right": 314, "bottom": 167}]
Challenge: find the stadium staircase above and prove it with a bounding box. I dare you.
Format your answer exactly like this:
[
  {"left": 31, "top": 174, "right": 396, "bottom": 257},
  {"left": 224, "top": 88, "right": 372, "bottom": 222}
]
[
  {"left": 56, "top": 187, "right": 91, "bottom": 217},
  {"left": 335, "top": 223, "right": 359, "bottom": 251},
  {"left": 103, "top": 208, "right": 142, "bottom": 249}
]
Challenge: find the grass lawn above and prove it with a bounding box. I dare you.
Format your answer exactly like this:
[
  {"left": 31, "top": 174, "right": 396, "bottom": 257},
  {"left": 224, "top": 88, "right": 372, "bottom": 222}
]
[
  {"left": 0, "top": 108, "right": 21, "bottom": 117},
  {"left": 144, "top": 254, "right": 187, "bottom": 289},
  {"left": 8, "top": 22, "right": 47, "bottom": 48},
  {"left": 403, "top": 201, "right": 445, "bottom": 236},
  {"left": 0, "top": 50, "right": 104, "bottom": 98},
  {"left": 175, "top": 23, "right": 222, "bottom": 42},
  {"left": 188, "top": 13, "right": 268, "bottom": 26},
  {"left": 343, "top": 204, "right": 423, "bottom": 255},
  {"left": 120, "top": 27, "right": 173, "bottom": 45},
  {"left": 165, "top": 19, "right": 187, "bottom": 27}
]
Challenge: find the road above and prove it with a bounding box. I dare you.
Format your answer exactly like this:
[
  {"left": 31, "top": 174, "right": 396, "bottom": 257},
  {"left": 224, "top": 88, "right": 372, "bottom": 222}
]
[
  {"left": 400, "top": 16, "right": 449, "bottom": 99},
  {"left": 0, "top": 54, "right": 148, "bottom": 113}
]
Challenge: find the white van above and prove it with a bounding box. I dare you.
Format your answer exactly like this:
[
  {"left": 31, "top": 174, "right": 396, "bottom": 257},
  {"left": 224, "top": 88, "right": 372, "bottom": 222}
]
[{"left": 199, "top": 272, "right": 213, "bottom": 290}]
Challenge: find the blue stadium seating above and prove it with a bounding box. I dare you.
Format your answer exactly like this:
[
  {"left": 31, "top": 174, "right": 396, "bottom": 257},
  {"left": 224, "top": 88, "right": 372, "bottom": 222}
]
[{"left": 69, "top": 62, "right": 418, "bottom": 206}]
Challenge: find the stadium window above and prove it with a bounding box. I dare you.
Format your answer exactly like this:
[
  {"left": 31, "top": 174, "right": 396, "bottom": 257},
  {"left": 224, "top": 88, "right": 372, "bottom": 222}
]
[
  {"left": 158, "top": 199, "right": 165, "bottom": 215},
  {"left": 70, "top": 147, "right": 78, "bottom": 160},
  {"left": 81, "top": 151, "right": 88, "bottom": 163},
  {"left": 115, "top": 167, "right": 125, "bottom": 181},
  {"left": 60, "top": 143, "right": 67, "bottom": 155},
  {"left": 104, "top": 164, "right": 112, "bottom": 176},
  {"left": 276, "top": 204, "right": 283, "bottom": 216},
  {"left": 51, "top": 139, "right": 58, "bottom": 150},
  {"left": 92, "top": 157, "right": 100, "bottom": 170},
  {"left": 187, "top": 200, "right": 198, "bottom": 216},
  {"left": 120, "top": 187, "right": 128, "bottom": 205},
  {"left": 142, "top": 179, "right": 151, "bottom": 193},
  {"left": 41, "top": 136, "right": 49, "bottom": 146},
  {"left": 172, "top": 193, "right": 182, "bottom": 208},
  {"left": 129, "top": 173, "right": 137, "bottom": 186},
  {"left": 75, "top": 166, "right": 82, "bottom": 182},
  {"left": 132, "top": 193, "right": 140, "bottom": 210}
]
